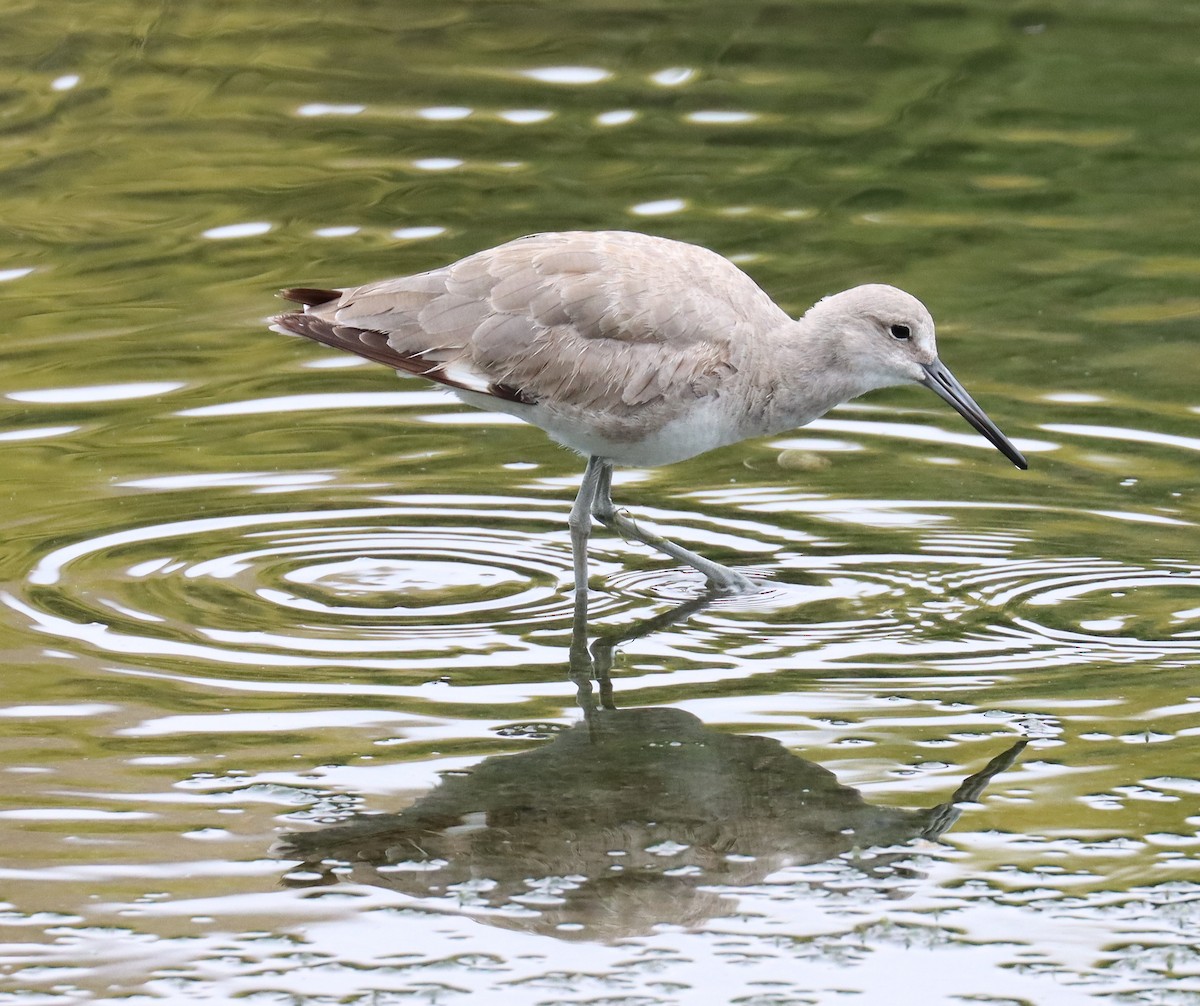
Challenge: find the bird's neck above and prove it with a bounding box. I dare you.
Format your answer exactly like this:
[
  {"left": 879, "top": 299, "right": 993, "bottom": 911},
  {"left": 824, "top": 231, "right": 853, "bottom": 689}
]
[{"left": 752, "top": 319, "right": 883, "bottom": 435}]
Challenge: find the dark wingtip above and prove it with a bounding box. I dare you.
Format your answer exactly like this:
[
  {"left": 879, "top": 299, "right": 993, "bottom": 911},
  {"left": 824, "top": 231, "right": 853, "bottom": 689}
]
[{"left": 279, "top": 287, "right": 341, "bottom": 307}]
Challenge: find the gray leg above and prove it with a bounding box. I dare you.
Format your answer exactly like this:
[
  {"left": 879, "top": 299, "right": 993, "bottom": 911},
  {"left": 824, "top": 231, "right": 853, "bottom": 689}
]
[
  {"left": 568, "top": 456, "right": 607, "bottom": 598},
  {"left": 589, "top": 463, "right": 756, "bottom": 595}
]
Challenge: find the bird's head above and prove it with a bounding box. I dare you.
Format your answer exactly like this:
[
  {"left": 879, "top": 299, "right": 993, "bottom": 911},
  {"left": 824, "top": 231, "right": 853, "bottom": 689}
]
[{"left": 803, "top": 284, "right": 1027, "bottom": 469}]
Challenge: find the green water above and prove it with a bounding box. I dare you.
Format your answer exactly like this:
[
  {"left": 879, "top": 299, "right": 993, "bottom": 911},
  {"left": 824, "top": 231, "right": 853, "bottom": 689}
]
[{"left": 2, "top": 2, "right": 1199, "bottom": 1003}]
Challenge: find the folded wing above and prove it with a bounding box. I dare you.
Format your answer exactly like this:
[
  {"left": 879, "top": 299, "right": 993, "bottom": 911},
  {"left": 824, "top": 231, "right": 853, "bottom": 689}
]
[{"left": 271, "top": 231, "right": 790, "bottom": 412}]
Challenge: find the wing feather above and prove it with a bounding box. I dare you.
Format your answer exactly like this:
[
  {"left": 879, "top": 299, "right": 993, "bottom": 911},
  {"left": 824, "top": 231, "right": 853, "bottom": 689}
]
[
  {"left": 418, "top": 295, "right": 489, "bottom": 336},
  {"left": 273, "top": 231, "right": 790, "bottom": 416},
  {"left": 489, "top": 269, "right": 551, "bottom": 312}
]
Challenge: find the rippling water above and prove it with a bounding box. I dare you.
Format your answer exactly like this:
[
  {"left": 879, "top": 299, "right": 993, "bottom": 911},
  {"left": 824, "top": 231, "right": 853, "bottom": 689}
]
[{"left": 2, "top": 1, "right": 1199, "bottom": 1003}]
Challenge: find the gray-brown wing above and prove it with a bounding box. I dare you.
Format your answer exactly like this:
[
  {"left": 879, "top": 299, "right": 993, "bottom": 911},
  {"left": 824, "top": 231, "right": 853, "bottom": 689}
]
[{"left": 283, "top": 231, "right": 791, "bottom": 411}]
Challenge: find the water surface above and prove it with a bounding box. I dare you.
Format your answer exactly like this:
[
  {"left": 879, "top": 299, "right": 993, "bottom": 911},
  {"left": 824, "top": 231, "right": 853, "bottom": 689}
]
[{"left": 2, "top": 2, "right": 1199, "bottom": 1003}]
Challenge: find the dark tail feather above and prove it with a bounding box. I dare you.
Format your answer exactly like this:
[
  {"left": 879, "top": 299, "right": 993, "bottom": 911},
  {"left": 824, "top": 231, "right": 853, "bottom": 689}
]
[
  {"left": 279, "top": 287, "right": 341, "bottom": 307},
  {"left": 271, "top": 312, "right": 410, "bottom": 370},
  {"left": 270, "top": 311, "right": 535, "bottom": 405}
]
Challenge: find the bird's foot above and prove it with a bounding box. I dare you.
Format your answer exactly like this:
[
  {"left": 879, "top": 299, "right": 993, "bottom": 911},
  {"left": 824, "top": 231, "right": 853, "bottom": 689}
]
[{"left": 704, "top": 569, "right": 760, "bottom": 597}]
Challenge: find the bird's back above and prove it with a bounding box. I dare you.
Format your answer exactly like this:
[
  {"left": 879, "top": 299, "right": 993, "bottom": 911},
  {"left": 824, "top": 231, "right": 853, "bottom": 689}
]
[{"left": 276, "top": 231, "right": 792, "bottom": 415}]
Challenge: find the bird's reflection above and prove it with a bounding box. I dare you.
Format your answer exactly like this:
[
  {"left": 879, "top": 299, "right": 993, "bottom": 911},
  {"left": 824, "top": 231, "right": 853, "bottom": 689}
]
[{"left": 278, "top": 591, "right": 1026, "bottom": 940}]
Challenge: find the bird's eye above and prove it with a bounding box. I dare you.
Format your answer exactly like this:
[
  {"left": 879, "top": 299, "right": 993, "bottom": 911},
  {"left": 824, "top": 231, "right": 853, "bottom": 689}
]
[{"left": 889, "top": 323, "right": 911, "bottom": 340}]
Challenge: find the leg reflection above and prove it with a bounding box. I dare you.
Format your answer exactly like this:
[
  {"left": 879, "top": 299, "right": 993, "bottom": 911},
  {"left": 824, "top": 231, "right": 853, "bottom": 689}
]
[{"left": 567, "top": 579, "right": 718, "bottom": 718}]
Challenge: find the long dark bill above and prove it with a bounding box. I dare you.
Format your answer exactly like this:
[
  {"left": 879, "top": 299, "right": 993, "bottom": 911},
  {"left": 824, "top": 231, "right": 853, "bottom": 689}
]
[{"left": 921, "top": 359, "right": 1028, "bottom": 470}]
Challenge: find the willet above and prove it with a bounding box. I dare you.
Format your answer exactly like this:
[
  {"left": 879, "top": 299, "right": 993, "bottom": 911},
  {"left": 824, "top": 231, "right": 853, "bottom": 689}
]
[{"left": 271, "top": 230, "right": 1026, "bottom": 595}]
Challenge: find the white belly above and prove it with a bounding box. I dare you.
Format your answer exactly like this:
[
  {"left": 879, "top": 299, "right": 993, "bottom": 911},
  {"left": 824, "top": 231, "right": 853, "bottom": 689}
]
[{"left": 452, "top": 390, "right": 747, "bottom": 468}]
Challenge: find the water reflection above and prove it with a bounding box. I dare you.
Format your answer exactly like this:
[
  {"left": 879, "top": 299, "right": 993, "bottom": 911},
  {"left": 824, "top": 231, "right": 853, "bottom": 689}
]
[{"left": 278, "top": 596, "right": 1026, "bottom": 940}]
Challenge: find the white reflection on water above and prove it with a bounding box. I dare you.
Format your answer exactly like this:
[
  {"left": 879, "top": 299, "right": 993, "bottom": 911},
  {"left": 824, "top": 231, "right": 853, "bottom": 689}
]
[
  {"left": 418, "top": 105, "right": 472, "bottom": 120},
  {"left": 498, "top": 109, "right": 553, "bottom": 124},
  {"left": 651, "top": 66, "right": 697, "bottom": 86},
  {"left": 200, "top": 221, "right": 272, "bottom": 239},
  {"left": 295, "top": 103, "right": 365, "bottom": 117},
  {"left": 630, "top": 197, "right": 689, "bottom": 216},
  {"left": 1043, "top": 421, "right": 1200, "bottom": 453},
  {"left": 0, "top": 424, "right": 80, "bottom": 441},
  {"left": 596, "top": 109, "right": 636, "bottom": 125},
  {"left": 804, "top": 416, "right": 1057, "bottom": 455},
  {"left": 520, "top": 66, "right": 611, "bottom": 85},
  {"left": 176, "top": 390, "right": 447, "bottom": 416},
  {"left": 684, "top": 110, "right": 759, "bottom": 124},
  {"left": 392, "top": 225, "right": 447, "bottom": 240},
  {"left": 8, "top": 382, "right": 185, "bottom": 403}
]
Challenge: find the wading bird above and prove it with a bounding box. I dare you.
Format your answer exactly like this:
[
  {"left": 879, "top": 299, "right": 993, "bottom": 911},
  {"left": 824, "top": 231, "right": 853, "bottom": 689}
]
[{"left": 272, "top": 231, "right": 1026, "bottom": 595}]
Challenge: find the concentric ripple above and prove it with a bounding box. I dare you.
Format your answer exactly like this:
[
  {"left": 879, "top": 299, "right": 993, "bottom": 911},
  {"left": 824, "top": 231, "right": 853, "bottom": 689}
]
[
  {"left": 5, "top": 496, "right": 625, "bottom": 674},
  {"left": 732, "top": 549, "right": 1200, "bottom": 675},
  {"left": 6, "top": 490, "right": 1200, "bottom": 683}
]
